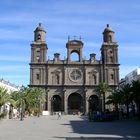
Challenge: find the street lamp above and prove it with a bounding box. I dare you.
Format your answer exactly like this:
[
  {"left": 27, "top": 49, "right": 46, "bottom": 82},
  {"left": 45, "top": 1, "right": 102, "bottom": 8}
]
[{"left": 20, "top": 85, "right": 24, "bottom": 121}]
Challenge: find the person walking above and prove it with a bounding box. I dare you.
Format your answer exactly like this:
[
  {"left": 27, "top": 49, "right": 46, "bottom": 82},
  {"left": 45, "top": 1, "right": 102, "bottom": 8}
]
[{"left": 57, "top": 112, "right": 61, "bottom": 119}]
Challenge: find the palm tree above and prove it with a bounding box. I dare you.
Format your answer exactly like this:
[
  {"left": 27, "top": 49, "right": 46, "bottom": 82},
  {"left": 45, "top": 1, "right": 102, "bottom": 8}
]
[
  {"left": 97, "top": 82, "right": 111, "bottom": 112},
  {"left": 0, "top": 87, "right": 16, "bottom": 119},
  {"left": 9, "top": 91, "right": 20, "bottom": 119},
  {"left": 0, "top": 87, "right": 10, "bottom": 114},
  {"left": 27, "top": 87, "right": 44, "bottom": 117},
  {"left": 131, "top": 80, "right": 140, "bottom": 118},
  {"left": 106, "top": 89, "right": 122, "bottom": 112},
  {"left": 119, "top": 83, "right": 132, "bottom": 118},
  {"left": 20, "top": 87, "right": 44, "bottom": 117}
]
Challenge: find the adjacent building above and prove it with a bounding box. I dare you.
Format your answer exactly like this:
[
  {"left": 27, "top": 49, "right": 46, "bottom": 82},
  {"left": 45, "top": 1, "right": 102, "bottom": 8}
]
[
  {"left": 0, "top": 78, "right": 20, "bottom": 92},
  {"left": 125, "top": 67, "right": 140, "bottom": 83},
  {"left": 120, "top": 67, "right": 140, "bottom": 86},
  {"left": 0, "top": 78, "right": 20, "bottom": 117},
  {"left": 29, "top": 23, "right": 119, "bottom": 114}
]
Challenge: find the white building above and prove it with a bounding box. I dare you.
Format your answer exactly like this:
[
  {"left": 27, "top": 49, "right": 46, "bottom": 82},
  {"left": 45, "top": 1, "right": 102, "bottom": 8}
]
[
  {"left": 125, "top": 67, "right": 140, "bottom": 84},
  {"left": 0, "top": 78, "right": 20, "bottom": 118},
  {"left": 0, "top": 78, "right": 20, "bottom": 92}
]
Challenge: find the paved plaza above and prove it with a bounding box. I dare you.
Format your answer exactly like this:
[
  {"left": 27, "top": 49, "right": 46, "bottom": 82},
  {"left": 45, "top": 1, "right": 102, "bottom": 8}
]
[{"left": 0, "top": 115, "right": 140, "bottom": 140}]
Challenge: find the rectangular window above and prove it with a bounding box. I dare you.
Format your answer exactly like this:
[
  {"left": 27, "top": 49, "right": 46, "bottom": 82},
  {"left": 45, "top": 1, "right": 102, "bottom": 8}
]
[
  {"left": 36, "top": 74, "right": 40, "bottom": 80},
  {"left": 111, "top": 74, "right": 114, "bottom": 80}
]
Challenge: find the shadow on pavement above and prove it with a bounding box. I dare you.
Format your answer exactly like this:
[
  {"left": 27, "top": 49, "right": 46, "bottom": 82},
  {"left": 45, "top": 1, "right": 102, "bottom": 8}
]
[
  {"left": 60, "top": 117, "right": 140, "bottom": 140},
  {"left": 54, "top": 136, "right": 138, "bottom": 140}
]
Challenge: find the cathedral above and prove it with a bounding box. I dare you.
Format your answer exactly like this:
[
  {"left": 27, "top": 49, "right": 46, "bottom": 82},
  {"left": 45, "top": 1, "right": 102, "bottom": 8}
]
[{"left": 29, "top": 23, "right": 119, "bottom": 115}]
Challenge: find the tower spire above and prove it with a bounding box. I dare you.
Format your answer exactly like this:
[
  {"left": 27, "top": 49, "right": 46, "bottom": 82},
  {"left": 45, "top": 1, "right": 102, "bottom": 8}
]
[
  {"left": 39, "top": 22, "right": 42, "bottom": 26},
  {"left": 107, "top": 24, "right": 109, "bottom": 27},
  {"left": 68, "top": 35, "right": 70, "bottom": 41}
]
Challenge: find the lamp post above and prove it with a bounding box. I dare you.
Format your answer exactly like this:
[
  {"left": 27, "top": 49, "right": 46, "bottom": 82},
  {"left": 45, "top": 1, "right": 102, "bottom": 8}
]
[
  {"left": 37, "top": 95, "right": 41, "bottom": 117},
  {"left": 20, "top": 86, "right": 24, "bottom": 121}
]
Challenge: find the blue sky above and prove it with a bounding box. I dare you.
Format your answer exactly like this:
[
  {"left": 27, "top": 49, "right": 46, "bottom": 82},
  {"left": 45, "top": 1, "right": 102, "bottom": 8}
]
[{"left": 0, "top": 0, "right": 140, "bottom": 86}]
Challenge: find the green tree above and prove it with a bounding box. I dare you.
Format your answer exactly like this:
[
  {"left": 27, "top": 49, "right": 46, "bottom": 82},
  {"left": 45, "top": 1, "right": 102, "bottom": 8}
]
[
  {"left": 97, "top": 82, "right": 111, "bottom": 112},
  {"left": 29, "top": 87, "right": 45, "bottom": 117},
  {"left": 106, "top": 89, "right": 122, "bottom": 112},
  {"left": 119, "top": 83, "right": 132, "bottom": 118},
  {"left": 131, "top": 80, "right": 140, "bottom": 118},
  {"left": 6, "top": 86, "right": 45, "bottom": 119},
  {"left": 9, "top": 91, "right": 20, "bottom": 119},
  {"left": 0, "top": 87, "right": 9, "bottom": 113},
  {"left": 0, "top": 87, "right": 16, "bottom": 119},
  {"left": 19, "top": 87, "right": 45, "bottom": 117}
]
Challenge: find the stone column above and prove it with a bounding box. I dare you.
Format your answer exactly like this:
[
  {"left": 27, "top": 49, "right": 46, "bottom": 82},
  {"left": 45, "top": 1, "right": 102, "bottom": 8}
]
[
  {"left": 85, "top": 90, "right": 89, "bottom": 114},
  {"left": 84, "top": 67, "right": 86, "bottom": 85},
  {"left": 64, "top": 90, "right": 68, "bottom": 114},
  {"left": 63, "top": 67, "right": 66, "bottom": 85},
  {"left": 30, "top": 68, "right": 33, "bottom": 84},
  {"left": 80, "top": 49, "right": 82, "bottom": 62},
  {"left": 46, "top": 66, "right": 49, "bottom": 85},
  {"left": 47, "top": 90, "right": 52, "bottom": 114}
]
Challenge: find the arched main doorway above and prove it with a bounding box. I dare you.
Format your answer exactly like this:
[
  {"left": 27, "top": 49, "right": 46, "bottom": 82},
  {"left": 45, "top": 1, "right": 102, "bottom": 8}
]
[
  {"left": 68, "top": 93, "right": 83, "bottom": 114},
  {"left": 88, "top": 95, "right": 99, "bottom": 112},
  {"left": 51, "top": 95, "right": 61, "bottom": 112}
]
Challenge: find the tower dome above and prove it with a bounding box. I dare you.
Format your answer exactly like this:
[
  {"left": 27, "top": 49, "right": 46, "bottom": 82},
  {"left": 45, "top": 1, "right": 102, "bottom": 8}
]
[
  {"left": 34, "top": 23, "right": 46, "bottom": 32},
  {"left": 103, "top": 24, "right": 114, "bottom": 33},
  {"left": 103, "top": 24, "right": 115, "bottom": 43},
  {"left": 34, "top": 23, "right": 46, "bottom": 42}
]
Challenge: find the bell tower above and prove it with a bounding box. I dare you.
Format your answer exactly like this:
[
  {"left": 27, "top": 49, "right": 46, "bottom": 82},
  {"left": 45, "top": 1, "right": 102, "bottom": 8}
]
[
  {"left": 66, "top": 38, "right": 83, "bottom": 63},
  {"left": 31, "top": 23, "right": 47, "bottom": 63},
  {"left": 101, "top": 24, "right": 119, "bottom": 85},
  {"left": 101, "top": 24, "right": 118, "bottom": 64},
  {"left": 30, "top": 23, "right": 47, "bottom": 86}
]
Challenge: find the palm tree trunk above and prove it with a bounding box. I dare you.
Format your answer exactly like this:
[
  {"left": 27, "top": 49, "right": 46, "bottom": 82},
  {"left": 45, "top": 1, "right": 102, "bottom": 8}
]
[
  {"left": 138, "top": 103, "right": 140, "bottom": 119},
  {"left": 103, "top": 93, "right": 105, "bottom": 112},
  {"left": 0, "top": 105, "right": 2, "bottom": 113},
  {"left": 114, "top": 104, "right": 119, "bottom": 120},
  {"left": 9, "top": 105, "right": 13, "bottom": 119},
  {"left": 126, "top": 103, "right": 129, "bottom": 118}
]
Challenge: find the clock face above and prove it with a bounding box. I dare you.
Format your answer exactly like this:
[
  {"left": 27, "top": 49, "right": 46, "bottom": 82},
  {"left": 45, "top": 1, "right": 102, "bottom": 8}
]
[
  {"left": 70, "top": 69, "right": 82, "bottom": 81},
  {"left": 108, "top": 49, "right": 113, "bottom": 55}
]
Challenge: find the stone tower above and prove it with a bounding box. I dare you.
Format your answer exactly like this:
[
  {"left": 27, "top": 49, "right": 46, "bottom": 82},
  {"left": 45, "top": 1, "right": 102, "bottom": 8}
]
[
  {"left": 101, "top": 24, "right": 119, "bottom": 85},
  {"left": 66, "top": 39, "right": 83, "bottom": 62},
  {"left": 30, "top": 23, "right": 47, "bottom": 85}
]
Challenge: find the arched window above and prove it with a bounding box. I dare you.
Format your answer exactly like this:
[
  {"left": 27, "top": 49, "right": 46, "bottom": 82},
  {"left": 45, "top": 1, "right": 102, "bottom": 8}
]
[
  {"left": 37, "top": 34, "right": 41, "bottom": 40},
  {"left": 70, "top": 51, "right": 79, "bottom": 62}
]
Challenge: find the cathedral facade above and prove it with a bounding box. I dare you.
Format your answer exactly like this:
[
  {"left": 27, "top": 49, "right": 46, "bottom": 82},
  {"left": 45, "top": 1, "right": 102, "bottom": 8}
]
[{"left": 29, "top": 23, "right": 119, "bottom": 115}]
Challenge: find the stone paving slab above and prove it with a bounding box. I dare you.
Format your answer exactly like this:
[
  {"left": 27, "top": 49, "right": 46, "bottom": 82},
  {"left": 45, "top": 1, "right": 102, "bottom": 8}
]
[{"left": 0, "top": 115, "right": 140, "bottom": 140}]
